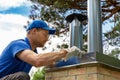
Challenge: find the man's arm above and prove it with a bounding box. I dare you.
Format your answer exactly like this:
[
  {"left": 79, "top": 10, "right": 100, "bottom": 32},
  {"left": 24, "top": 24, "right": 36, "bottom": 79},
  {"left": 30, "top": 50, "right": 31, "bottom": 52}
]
[{"left": 16, "top": 49, "right": 67, "bottom": 67}]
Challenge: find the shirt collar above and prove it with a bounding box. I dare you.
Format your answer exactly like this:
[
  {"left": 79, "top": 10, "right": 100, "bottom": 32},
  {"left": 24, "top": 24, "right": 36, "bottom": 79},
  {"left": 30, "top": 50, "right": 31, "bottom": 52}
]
[{"left": 24, "top": 37, "right": 37, "bottom": 53}]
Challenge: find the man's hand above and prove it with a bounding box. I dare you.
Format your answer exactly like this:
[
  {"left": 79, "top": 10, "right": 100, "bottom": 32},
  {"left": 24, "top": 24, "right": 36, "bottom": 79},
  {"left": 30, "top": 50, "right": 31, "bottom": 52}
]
[
  {"left": 64, "top": 46, "right": 86, "bottom": 61},
  {"left": 60, "top": 49, "right": 68, "bottom": 55}
]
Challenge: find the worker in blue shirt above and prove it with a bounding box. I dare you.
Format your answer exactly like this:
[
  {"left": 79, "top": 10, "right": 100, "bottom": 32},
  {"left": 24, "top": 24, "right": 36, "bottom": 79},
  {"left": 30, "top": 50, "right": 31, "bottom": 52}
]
[{"left": 0, "top": 20, "right": 68, "bottom": 80}]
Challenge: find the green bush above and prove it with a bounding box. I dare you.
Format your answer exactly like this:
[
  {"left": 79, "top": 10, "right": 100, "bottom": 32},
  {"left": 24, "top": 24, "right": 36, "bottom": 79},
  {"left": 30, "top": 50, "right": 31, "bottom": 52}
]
[{"left": 32, "top": 67, "right": 45, "bottom": 80}]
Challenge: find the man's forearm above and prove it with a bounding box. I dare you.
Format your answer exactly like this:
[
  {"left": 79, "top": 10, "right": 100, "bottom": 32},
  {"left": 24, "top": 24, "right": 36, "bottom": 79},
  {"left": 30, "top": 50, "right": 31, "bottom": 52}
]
[{"left": 36, "top": 50, "right": 67, "bottom": 66}]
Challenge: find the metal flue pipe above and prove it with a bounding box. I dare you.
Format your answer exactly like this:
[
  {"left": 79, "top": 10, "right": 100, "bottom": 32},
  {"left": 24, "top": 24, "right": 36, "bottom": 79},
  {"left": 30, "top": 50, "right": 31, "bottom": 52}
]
[{"left": 87, "top": 0, "right": 103, "bottom": 53}]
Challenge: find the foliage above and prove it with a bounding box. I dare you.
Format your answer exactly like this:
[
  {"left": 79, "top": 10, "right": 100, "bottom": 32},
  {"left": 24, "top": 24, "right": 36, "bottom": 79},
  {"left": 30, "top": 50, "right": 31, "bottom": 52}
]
[
  {"left": 104, "top": 13, "right": 120, "bottom": 47},
  {"left": 30, "top": 0, "right": 120, "bottom": 21},
  {"left": 32, "top": 67, "right": 45, "bottom": 80},
  {"left": 108, "top": 48, "right": 120, "bottom": 59},
  {"left": 29, "top": 0, "right": 120, "bottom": 50}
]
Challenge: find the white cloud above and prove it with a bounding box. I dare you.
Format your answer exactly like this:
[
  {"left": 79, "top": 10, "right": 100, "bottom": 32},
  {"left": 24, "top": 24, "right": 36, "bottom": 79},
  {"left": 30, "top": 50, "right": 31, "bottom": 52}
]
[
  {"left": 0, "top": 0, "right": 33, "bottom": 54},
  {"left": 0, "top": 0, "right": 31, "bottom": 11},
  {"left": 0, "top": 14, "right": 29, "bottom": 30},
  {"left": 0, "top": 13, "right": 30, "bottom": 54}
]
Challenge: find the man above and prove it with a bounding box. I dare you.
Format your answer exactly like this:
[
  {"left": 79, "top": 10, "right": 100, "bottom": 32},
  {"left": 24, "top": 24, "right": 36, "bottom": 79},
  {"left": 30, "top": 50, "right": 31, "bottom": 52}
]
[{"left": 0, "top": 20, "right": 68, "bottom": 80}]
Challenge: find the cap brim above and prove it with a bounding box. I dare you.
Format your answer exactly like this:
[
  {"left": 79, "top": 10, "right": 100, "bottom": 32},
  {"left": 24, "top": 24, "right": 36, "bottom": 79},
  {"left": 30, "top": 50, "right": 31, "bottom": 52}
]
[
  {"left": 43, "top": 27, "right": 56, "bottom": 34},
  {"left": 49, "top": 29, "right": 56, "bottom": 34}
]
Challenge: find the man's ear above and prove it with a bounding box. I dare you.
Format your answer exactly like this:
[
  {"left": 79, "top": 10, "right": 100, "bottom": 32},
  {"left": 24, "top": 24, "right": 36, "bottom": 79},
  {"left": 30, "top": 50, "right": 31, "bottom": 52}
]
[{"left": 30, "top": 28, "right": 38, "bottom": 34}]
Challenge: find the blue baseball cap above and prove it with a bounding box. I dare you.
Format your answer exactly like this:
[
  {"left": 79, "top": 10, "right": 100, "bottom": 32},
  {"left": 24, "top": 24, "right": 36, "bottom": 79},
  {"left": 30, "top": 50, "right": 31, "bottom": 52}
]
[{"left": 27, "top": 20, "right": 56, "bottom": 34}]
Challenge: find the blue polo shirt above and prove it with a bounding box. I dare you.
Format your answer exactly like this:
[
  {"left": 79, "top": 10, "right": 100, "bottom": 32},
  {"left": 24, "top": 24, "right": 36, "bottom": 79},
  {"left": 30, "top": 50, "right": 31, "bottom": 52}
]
[{"left": 0, "top": 38, "right": 37, "bottom": 78}]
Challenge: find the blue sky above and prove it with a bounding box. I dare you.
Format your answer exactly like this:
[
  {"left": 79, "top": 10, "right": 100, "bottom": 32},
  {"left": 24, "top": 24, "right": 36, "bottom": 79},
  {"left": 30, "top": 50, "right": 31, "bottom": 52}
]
[
  {"left": 0, "top": 5, "right": 30, "bottom": 16},
  {"left": 0, "top": 0, "right": 32, "bottom": 53},
  {"left": 0, "top": 0, "right": 31, "bottom": 15}
]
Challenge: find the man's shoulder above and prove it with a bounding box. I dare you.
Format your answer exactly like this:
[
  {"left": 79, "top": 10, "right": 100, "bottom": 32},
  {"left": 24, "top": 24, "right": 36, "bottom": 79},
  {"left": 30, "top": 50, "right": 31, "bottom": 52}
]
[
  {"left": 5, "top": 39, "right": 30, "bottom": 50},
  {"left": 11, "top": 39, "right": 26, "bottom": 45}
]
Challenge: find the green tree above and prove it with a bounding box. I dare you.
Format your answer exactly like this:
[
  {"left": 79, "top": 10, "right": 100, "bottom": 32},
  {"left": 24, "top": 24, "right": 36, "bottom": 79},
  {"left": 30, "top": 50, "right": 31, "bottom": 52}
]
[
  {"left": 104, "top": 13, "right": 120, "bottom": 47},
  {"left": 108, "top": 48, "right": 120, "bottom": 59},
  {"left": 28, "top": 0, "right": 120, "bottom": 49},
  {"left": 30, "top": 0, "right": 120, "bottom": 22}
]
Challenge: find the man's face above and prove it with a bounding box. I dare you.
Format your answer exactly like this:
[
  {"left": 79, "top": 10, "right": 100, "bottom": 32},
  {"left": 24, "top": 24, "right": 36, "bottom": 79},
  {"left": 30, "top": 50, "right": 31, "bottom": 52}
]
[{"left": 35, "top": 28, "right": 49, "bottom": 47}]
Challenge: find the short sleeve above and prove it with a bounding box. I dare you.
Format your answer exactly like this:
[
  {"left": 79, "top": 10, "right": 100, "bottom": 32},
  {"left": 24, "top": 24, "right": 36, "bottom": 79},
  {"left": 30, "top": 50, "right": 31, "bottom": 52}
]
[{"left": 10, "top": 40, "right": 31, "bottom": 58}]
